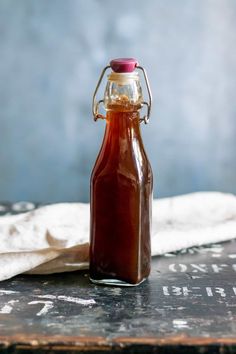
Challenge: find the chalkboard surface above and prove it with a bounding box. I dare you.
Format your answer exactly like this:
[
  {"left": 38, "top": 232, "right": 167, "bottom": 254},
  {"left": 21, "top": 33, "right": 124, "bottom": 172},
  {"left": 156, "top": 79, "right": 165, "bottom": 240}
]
[{"left": 0, "top": 203, "right": 235, "bottom": 353}]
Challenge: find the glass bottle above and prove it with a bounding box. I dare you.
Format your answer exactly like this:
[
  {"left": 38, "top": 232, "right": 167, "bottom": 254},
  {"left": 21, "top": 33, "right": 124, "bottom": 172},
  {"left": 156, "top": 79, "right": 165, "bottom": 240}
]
[{"left": 90, "top": 58, "right": 153, "bottom": 286}]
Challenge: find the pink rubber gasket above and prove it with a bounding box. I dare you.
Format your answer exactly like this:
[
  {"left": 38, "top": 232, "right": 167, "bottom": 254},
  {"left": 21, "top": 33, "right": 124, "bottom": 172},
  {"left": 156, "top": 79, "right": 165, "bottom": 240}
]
[{"left": 110, "top": 58, "right": 138, "bottom": 73}]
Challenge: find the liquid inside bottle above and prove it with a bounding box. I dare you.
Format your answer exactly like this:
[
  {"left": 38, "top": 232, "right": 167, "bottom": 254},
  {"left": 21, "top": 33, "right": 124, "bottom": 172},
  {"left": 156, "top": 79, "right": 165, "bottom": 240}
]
[{"left": 90, "top": 65, "right": 153, "bottom": 286}]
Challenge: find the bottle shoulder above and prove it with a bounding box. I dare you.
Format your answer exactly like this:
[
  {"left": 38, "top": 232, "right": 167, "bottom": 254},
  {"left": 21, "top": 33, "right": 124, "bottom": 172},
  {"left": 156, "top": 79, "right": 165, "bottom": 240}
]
[
  {"left": 91, "top": 116, "right": 152, "bottom": 184},
  {"left": 91, "top": 147, "right": 152, "bottom": 185}
]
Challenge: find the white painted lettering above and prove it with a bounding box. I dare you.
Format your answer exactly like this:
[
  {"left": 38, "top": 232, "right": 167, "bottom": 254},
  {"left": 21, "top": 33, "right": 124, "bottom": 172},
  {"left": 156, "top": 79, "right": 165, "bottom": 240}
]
[
  {"left": 191, "top": 264, "right": 208, "bottom": 273},
  {"left": 211, "top": 264, "right": 228, "bottom": 273},
  {"left": 206, "top": 287, "right": 213, "bottom": 296},
  {"left": 0, "top": 300, "right": 19, "bottom": 314},
  {"left": 169, "top": 264, "right": 187, "bottom": 272},
  {"left": 28, "top": 301, "right": 54, "bottom": 316},
  {"left": 215, "top": 287, "right": 226, "bottom": 297}
]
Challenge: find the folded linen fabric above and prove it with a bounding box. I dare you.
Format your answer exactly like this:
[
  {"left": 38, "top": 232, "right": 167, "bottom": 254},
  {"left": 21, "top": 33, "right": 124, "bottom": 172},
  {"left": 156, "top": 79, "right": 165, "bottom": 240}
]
[{"left": 0, "top": 192, "right": 235, "bottom": 281}]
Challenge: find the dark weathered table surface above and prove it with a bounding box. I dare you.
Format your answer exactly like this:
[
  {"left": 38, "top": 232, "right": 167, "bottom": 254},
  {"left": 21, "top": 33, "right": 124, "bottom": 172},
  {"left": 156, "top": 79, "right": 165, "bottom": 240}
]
[{"left": 0, "top": 203, "right": 236, "bottom": 353}]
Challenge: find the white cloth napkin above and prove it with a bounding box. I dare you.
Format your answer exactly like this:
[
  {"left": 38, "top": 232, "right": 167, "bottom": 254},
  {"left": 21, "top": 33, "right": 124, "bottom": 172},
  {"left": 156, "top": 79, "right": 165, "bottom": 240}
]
[{"left": 0, "top": 192, "right": 235, "bottom": 281}]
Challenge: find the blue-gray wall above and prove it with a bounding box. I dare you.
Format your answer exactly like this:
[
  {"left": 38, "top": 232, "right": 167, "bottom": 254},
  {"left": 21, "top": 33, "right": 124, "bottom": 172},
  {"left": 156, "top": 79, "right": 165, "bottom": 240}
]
[{"left": 0, "top": 0, "right": 235, "bottom": 202}]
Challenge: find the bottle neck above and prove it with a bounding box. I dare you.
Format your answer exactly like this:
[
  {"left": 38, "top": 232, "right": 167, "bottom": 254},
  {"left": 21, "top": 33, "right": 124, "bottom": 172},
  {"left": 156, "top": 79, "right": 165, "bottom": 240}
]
[
  {"left": 103, "top": 72, "right": 143, "bottom": 138},
  {"left": 105, "top": 110, "right": 141, "bottom": 140},
  {"left": 104, "top": 72, "right": 143, "bottom": 111}
]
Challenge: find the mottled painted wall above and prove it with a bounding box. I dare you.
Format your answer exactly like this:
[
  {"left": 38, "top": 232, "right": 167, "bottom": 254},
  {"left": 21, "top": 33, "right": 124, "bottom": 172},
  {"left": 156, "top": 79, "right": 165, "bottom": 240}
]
[{"left": 0, "top": 0, "right": 235, "bottom": 202}]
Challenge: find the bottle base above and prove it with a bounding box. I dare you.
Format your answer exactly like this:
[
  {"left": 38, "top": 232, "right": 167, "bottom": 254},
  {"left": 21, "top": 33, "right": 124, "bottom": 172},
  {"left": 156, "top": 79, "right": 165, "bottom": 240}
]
[{"left": 89, "top": 277, "right": 147, "bottom": 287}]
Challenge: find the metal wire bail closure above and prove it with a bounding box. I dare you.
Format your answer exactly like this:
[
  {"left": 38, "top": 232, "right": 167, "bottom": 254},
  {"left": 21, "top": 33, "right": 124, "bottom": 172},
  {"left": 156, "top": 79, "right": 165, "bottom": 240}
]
[
  {"left": 92, "top": 63, "right": 152, "bottom": 124},
  {"left": 92, "top": 65, "right": 110, "bottom": 121},
  {"left": 136, "top": 65, "right": 152, "bottom": 124}
]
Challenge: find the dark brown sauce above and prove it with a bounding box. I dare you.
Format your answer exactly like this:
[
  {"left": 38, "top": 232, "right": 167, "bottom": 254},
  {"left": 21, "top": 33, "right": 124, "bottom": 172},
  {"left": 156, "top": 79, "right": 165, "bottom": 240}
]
[{"left": 90, "top": 105, "right": 153, "bottom": 285}]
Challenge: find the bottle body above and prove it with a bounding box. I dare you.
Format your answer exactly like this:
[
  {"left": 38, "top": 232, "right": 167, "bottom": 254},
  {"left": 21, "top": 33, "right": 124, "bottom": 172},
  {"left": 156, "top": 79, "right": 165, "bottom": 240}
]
[{"left": 90, "top": 106, "right": 152, "bottom": 285}]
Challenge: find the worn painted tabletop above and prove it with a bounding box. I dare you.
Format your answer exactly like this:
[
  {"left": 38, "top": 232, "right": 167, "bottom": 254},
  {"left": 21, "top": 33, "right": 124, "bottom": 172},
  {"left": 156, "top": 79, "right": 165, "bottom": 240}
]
[{"left": 0, "top": 203, "right": 236, "bottom": 353}]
